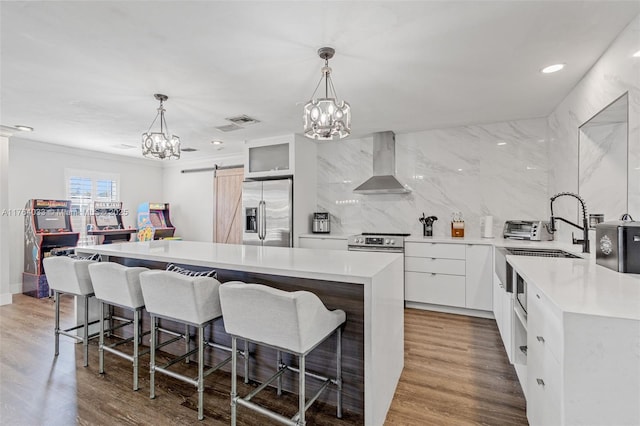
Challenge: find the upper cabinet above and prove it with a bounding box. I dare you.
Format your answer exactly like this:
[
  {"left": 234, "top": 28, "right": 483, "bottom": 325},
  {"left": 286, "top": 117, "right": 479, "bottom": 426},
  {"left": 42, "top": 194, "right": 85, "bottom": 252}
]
[
  {"left": 243, "top": 134, "right": 317, "bottom": 244},
  {"left": 244, "top": 135, "right": 295, "bottom": 179}
]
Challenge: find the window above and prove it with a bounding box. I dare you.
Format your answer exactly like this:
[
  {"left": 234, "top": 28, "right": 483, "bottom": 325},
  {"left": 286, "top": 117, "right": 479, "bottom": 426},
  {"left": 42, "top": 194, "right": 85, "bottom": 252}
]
[{"left": 65, "top": 169, "right": 119, "bottom": 246}]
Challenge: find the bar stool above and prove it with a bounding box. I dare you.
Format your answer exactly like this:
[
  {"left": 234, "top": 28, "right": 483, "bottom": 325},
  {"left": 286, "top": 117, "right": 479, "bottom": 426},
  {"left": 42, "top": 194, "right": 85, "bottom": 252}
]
[
  {"left": 88, "top": 262, "right": 149, "bottom": 391},
  {"left": 139, "top": 270, "right": 233, "bottom": 421},
  {"left": 43, "top": 256, "right": 99, "bottom": 367},
  {"left": 219, "top": 282, "right": 346, "bottom": 426}
]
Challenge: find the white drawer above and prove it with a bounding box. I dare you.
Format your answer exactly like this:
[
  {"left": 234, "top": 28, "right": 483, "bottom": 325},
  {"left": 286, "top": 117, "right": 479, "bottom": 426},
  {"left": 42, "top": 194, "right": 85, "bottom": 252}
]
[
  {"left": 405, "top": 242, "right": 465, "bottom": 259},
  {"left": 527, "top": 350, "right": 561, "bottom": 426},
  {"left": 405, "top": 271, "right": 466, "bottom": 307},
  {"left": 298, "top": 237, "right": 347, "bottom": 250},
  {"left": 405, "top": 257, "right": 466, "bottom": 275},
  {"left": 528, "top": 287, "right": 563, "bottom": 362}
]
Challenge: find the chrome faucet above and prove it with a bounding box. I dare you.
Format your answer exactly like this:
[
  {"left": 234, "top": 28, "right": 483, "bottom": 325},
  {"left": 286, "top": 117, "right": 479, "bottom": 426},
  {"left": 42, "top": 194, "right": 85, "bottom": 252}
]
[{"left": 548, "top": 192, "right": 590, "bottom": 253}]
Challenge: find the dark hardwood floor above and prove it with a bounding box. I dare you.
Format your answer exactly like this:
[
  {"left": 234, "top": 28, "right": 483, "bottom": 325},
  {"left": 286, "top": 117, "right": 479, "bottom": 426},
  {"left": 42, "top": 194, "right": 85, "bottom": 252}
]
[{"left": 0, "top": 294, "right": 527, "bottom": 425}]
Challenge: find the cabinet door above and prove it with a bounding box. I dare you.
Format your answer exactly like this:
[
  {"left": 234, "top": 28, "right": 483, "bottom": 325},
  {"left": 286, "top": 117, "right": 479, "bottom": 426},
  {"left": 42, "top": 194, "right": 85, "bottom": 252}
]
[
  {"left": 465, "top": 244, "right": 493, "bottom": 310},
  {"left": 405, "top": 242, "right": 465, "bottom": 259},
  {"left": 493, "top": 273, "right": 503, "bottom": 331},
  {"left": 405, "top": 271, "right": 466, "bottom": 307},
  {"left": 244, "top": 137, "right": 294, "bottom": 179}
]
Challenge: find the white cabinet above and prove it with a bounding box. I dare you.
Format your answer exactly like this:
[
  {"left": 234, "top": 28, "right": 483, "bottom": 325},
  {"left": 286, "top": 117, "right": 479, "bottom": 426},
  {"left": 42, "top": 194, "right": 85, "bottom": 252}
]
[
  {"left": 244, "top": 136, "right": 294, "bottom": 179},
  {"left": 404, "top": 242, "right": 492, "bottom": 312},
  {"left": 298, "top": 236, "right": 347, "bottom": 250},
  {"left": 493, "top": 272, "right": 514, "bottom": 362},
  {"left": 465, "top": 244, "right": 493, "bottom": 310},
  {"left": 526, "top": 281, "right": 562, "bottom": 426}
]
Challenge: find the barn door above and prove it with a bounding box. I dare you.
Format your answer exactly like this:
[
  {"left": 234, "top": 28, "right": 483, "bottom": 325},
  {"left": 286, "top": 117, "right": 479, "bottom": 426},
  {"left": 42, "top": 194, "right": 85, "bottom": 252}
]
[{"left": 213, "top": 167, "right": 244, "bottom": 244}]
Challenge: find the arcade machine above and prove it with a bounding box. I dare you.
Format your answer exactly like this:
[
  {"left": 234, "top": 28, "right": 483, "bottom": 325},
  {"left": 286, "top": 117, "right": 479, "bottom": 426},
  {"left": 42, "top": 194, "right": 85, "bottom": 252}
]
[
  {"left": 23, "top": 199, "right": 79, "bottom": 298},
  {"left": 88, "top": 201, "right": 136, "bottom": 244},
  {"left": 137, "top": 202, "right": 176, "bottom": 241}
]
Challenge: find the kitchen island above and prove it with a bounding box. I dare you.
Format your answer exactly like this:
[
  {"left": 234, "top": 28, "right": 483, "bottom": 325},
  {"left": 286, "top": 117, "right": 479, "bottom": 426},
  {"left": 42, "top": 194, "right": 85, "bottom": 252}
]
[
  {"left": 76, "top": 240, "right": 404, "bottom": 426},
  {"left": 505, "top": 255, "right": 640, "bottom": 425}
]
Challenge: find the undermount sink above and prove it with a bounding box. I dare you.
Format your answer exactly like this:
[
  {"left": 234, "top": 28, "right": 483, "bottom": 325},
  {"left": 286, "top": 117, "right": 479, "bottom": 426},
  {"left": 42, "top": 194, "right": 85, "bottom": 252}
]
[{"left": 505, "top": 248, "right": 582, "bottom": 259}]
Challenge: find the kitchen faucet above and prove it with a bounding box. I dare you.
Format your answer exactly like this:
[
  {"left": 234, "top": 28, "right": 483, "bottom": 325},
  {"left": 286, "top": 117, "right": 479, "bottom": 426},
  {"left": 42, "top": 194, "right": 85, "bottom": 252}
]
[{"left": 547, "top": 192, "right": 590, "bottom": 253}]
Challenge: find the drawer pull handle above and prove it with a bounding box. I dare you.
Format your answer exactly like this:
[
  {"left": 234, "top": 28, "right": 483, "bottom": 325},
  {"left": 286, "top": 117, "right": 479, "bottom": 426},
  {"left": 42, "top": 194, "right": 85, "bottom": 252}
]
[
  {"left": 537, "top": 336, "right": 545, "bottom": 343},
  {"left": 536, "top": 294, "right": 541, "bottom": 299},
  {"left": 536, "top": 378, "right": 545, "bottom": 386},
  {"left": 431, "top": 273, "right": 436, "bottom": 276}
]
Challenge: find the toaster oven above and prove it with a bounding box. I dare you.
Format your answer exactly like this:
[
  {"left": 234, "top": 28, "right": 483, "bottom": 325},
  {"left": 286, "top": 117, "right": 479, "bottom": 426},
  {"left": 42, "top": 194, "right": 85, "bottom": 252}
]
[{"left": 503, "top": 220, "right": 554, "bottom": 241}]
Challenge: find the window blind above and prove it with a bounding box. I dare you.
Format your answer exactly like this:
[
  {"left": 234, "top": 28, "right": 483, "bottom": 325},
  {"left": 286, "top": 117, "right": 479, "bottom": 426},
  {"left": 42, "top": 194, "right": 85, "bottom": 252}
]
[{"left": 66, "top": 172, "right": 119, "bottom": 246}]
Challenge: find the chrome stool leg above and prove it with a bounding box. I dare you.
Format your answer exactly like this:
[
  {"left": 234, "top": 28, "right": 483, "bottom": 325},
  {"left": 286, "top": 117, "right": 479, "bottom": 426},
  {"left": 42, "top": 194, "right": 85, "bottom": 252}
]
[
  {"left": 337, "top": 327, "right": 343, "bottom": 418},
  {"left": 83, "top": 295, "right": 89, "bottom": 367},
  {"left": 231, "top": 337, "right": 238, "bottom": 426},
  {"left": 54, "top": 291, "right": 60, "bottom": 356},
  {"left": 299, "top": 354, "right": 306, "bottom": 426},
  {"left": 197, "top": 325, "right": 205, "bottom": 420},
  {"left": 244, "top": 340, "right": 249, "bottom": 384},
  {"left": 276, "top": 350, "right": 283, "bottom": 396},
  {"left": 133, "top": 309, "right": 140, "bottom": 391},
  {"left": 99, "top": 301, "right": 105, "bottom": 374},
  {"left": 150, "top": 314, "right": 156, "bottom": 400}
]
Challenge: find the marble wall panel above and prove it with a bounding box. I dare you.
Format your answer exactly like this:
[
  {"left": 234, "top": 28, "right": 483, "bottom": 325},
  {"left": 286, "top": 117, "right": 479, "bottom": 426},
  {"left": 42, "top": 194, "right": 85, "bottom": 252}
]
[
  {"left": 548, "top": 15, "right": 640, "bottom": 243},
  {"left": 317, "top": 118, "right": 548, "bottom": 238}
]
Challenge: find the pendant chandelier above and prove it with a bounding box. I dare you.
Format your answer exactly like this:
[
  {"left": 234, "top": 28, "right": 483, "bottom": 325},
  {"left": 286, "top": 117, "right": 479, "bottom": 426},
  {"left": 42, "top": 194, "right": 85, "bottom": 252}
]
[
  {"left": 142, "top": 94, "right": 180, "bottom": 159},
  {"left": 303, "top": 47, "right": 351, "bottom": 140}
]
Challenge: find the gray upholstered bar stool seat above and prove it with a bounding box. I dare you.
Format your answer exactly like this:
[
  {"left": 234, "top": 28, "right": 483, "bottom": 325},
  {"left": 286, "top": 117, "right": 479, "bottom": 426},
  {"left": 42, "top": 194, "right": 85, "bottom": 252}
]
[
  {"left": 220, "top": 282, "right": 346, "bottom": 426},
  {"left": 88, "top": 262, "right": 149, "bottom": 391},
  {"left": 43, "top": 256, "right": 99, "bottom": 367},
  {"left": 139, "top": 270, "right": 232, "bottom": 421}
]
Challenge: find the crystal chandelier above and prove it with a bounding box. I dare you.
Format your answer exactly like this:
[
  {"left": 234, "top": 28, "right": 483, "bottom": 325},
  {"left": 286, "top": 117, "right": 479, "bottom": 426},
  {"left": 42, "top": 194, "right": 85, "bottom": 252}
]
[
  {"left": 142, "top": 94, "right": 180, "bottom": 159},
  {"left": 303, "top": 47, "right": 351, "bottom": 140}
]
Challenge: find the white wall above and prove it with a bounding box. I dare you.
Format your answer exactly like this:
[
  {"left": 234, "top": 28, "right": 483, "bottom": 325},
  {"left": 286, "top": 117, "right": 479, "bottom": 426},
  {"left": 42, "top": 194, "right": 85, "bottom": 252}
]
[
  {"left": 162, "top": 153, "right": 243, "bottom": 242},
  {"left": 548, "top": 15, "right": 640, "bottom": 242},
  {"left": 8, "top": 139, "right": 164, "bottom": 293},
  {"left": 0, "top": 133, "right": 11, "bottom": 305}
]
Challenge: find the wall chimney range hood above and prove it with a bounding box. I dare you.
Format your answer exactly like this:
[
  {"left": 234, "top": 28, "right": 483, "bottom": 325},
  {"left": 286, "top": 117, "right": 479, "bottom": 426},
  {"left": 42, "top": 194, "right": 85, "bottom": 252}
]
[{"left": 353, "top": 131, "right": 410, "bottom": 194}]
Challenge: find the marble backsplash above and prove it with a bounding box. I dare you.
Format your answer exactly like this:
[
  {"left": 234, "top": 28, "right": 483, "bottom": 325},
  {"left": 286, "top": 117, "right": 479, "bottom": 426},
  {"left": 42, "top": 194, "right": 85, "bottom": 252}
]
[{"left": 316, "top": 118, "right": 549, "bottom": 238}]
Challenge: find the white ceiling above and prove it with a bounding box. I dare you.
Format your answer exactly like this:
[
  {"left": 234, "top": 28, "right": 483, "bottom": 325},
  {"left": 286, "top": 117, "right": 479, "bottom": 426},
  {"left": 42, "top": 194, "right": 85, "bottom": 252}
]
[{"left": 1, "top": 1, "right": 638, "bottom": 160}]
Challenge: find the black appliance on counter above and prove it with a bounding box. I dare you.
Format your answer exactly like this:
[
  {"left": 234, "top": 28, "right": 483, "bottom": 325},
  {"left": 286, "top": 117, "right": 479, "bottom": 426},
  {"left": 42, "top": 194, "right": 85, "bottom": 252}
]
[
  {"left": 312, "top": 212, "right": 330, "bottom": 234},
  {"left": 596, "top": 217, "right": 640, "bottom": 273}
]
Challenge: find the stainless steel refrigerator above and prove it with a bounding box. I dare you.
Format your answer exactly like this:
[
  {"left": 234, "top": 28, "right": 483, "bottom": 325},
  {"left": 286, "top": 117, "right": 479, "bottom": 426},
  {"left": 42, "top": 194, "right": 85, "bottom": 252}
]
[{"left": 242, "top": 178, "right": 293, "bottom": 247}]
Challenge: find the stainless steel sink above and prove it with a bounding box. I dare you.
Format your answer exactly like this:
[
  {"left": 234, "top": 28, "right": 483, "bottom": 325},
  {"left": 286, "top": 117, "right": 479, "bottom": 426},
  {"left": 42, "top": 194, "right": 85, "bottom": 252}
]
[{"left": 505, "top": 247, "right": 582, "bottom": 258}]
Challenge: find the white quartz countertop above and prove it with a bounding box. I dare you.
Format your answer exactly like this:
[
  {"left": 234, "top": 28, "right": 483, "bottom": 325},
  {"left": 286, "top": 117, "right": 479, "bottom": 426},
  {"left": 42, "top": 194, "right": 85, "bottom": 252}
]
[
  {"left": 76, "top": 240, "right": 402, "bottom": 284},
  {"left": 507, "top": 255, "right": 640, "bottom": 321}
]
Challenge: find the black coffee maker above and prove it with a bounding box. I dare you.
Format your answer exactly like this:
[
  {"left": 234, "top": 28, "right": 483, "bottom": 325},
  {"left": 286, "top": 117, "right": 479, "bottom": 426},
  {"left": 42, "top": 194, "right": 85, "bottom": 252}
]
[{"left": 419, "top": 213, "right": 438, "bottom": 236}]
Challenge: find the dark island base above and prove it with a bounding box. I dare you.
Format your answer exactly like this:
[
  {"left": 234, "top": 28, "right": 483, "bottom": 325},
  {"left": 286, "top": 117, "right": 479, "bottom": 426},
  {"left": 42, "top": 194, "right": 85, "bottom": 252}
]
[{"left": 110, "top": 257, "right": 365, "bottom": 418}]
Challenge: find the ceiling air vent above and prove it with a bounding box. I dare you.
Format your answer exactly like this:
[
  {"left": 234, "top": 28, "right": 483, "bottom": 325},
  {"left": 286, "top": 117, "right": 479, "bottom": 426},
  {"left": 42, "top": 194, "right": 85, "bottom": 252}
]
[
  {"left": 215, "top": 123, "right": 243, "bottom": 132},
  {"left": 181, "top": 147, "right": 198, "bottom": 152},
  {"left": 226, "top": 114, "right": 261, "bottom": 126}
]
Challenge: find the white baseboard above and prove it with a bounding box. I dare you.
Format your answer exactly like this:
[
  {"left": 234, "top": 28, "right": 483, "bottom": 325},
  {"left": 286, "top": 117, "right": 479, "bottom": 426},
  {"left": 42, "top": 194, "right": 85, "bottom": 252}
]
[
  {"left": 0, "top": 292, "right": 12, "bottom": 306},
  {"left": 405, "top": 301, "right": 494, "bottom": 319}
]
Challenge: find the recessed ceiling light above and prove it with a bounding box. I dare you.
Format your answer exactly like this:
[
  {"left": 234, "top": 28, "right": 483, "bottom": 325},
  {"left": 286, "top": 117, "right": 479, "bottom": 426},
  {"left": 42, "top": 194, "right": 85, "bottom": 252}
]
[
  {"left": 457, "top": 168, "right": 463, "bottom": 172},
  {"left": 541, "top": 63, "right": 565, "bottom": 74},
  {"left": 15, "top": 125, "right": 34, "bottom": 132},
  {"left": 211, "top": 140, "right": 224, "bottom": 145},
  {"left": 496, "top": 142, "right": 507, "bottom": 146},
  {"left": 633, "top": 50, "right": 640, "bottom": 58}
]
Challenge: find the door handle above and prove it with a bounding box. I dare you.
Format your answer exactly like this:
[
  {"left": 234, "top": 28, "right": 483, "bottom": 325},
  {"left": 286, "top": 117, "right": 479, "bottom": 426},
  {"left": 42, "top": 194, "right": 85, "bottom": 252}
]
[{"left": 259, "top": 200, "right": 266, "bottom": 240}]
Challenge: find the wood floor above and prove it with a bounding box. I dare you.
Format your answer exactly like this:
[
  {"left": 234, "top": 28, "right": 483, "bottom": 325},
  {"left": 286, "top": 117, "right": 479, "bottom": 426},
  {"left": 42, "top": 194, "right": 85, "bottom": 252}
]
[{"left": 0, "top": 294, "right": 527, "bottom": 425}]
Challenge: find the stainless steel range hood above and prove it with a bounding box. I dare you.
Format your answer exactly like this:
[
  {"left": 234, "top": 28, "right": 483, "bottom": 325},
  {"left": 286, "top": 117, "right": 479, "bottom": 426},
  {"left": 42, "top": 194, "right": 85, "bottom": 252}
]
[{"left": 353, "top": 131, "right": 410, "bottom": 194}]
